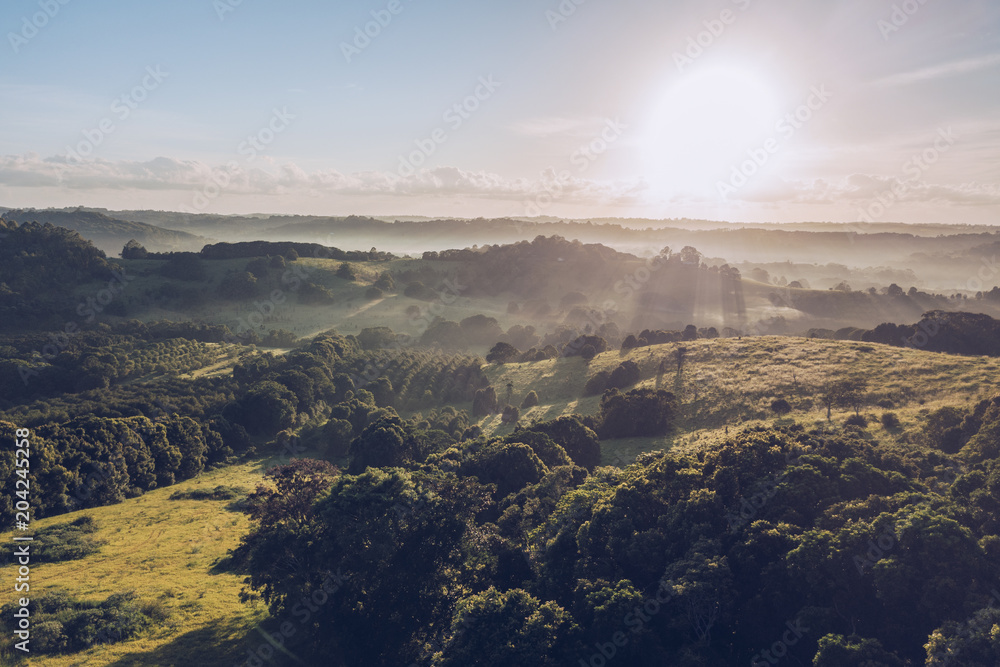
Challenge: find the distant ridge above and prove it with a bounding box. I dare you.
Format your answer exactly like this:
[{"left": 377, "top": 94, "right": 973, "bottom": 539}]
[{"left": 0, "top": 208, "right": 209, "bottom": 255}]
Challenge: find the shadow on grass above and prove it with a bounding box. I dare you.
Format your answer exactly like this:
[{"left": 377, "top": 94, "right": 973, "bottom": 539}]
[{"left": 106, "top": 614, "right": 265, "bottom": 667}]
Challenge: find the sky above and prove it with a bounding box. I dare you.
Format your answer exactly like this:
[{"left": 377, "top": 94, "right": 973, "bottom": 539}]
[{"left": 0, "top": 0, "right": 998, "bottom": 224}]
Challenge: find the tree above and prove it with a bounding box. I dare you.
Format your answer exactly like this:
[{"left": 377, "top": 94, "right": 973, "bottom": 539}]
[
  {"left": 501, "top": 405, "right": 520, "bottom": 425},
  {"left": 813, "top": 634, "right": 904, "bottom": 666},
  {"left": 524, "top": 416, "right": 601, "bottom": 470},
  {"left": 461, "top": 441, "right": 547, "bottom": 497},
  {"left": 348, "top": 414, "right": 408, "bottom": 473},
  {"left": 770, "top": 398, "right": 792, "bottom": 416},
  {"left": 521, "top": 390, "right": 539, "bottom": 409},
  {"left": 837, "top": 378, "right": 869, "bottom": 416},
  {"left": 434, "top": 588, "right": 574, "bottom": 667},
  {"left": 374, "top": 272, "right": 395, "bottom": 292},
  {"left": 219, "top": 271, "right": 259, "bottom": 299},
  {"left": 236, "top": 467, "right": 488, "bottom": 665},
  {"left": 336, "top": 262, "right": 357, "bottom": 281},
  {"left": 598, "top": 388, "right": 678, "bottom": 439},
  {"left": 121, "top": 239, "right": 148, "bottom": 259},
  {"left": 486, "top": 342, "right": 520, "bottom": 365},
  {"left": 231, "top": 381, "right": 297, "bottom": 435},
  {"left": 679, "top": 245, "right": 703, "bottom": 265},
  {"left": 608, "top": 360, "right": 640, "bottom": 389},
  {"left": 324, "top": 418, "right": 355, "bottom": 458},
  {"left": 359, "top": 326, "right": 397, "bottom": 351},
  {"left": 473, "top": 387, "right": 499, "bottom": 417},
  {"left": 819, "top": 378, "right": 868, "bottom": 420}
]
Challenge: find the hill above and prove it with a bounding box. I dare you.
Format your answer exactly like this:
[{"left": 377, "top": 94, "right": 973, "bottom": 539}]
[
  {"left": 1, "top": 209, "right": 208, "bottom": 255},
  {"left": 3, "top": 335, "right": 997, "bottom": 664}
]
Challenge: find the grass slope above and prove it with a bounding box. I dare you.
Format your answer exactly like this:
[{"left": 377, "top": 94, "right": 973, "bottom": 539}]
[
  {"left": 0, "top": 459, "right": 281, "bottom": 667},
  {"left": 480, "top": 336, "right": 1000, "bottom": 463}
]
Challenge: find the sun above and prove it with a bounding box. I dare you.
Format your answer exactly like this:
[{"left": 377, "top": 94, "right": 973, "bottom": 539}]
[{"left": 642, "top": 65, "right": 784, "bottom": 196}]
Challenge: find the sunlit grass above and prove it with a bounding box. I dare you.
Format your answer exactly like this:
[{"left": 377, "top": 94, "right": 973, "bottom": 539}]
[
  {"left": 0, "top": 459, "right": 278, "bottom": 666},
  {"left": 482, "top": 336, "right": 1000, "bottom": 463}
]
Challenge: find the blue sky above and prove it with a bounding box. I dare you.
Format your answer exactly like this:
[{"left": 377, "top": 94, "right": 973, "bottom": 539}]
[{"left": 0, "top": 0, "right": 998, "bottom": 223}]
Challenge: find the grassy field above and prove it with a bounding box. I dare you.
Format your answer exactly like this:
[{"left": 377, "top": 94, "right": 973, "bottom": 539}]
[
  {"left": 480, "top": 336, "right": 1000, "bottom": 463},
  {"left": 0, "top": 458, "right": 284, "bottom": 667}
]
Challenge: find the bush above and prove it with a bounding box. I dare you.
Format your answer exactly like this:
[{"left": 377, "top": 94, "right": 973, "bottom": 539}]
[
  {"left": 0, "top": 589, "right": 159, "bottom": 654},
  {"left": 501, "top": 405, "right": 521, "bottom": 424},
  {"left": 845, "top": 414, "right": 868, "bottom": 428},
  {"left": 881, "top": 412, "right": 901, "bottom": 430},
  {"left": 473, "top": 387, "right": 499, "bottom": 417},
  {"left": 598, "top": 388, "right": 678, "bottom": 439},
  {"left": 168, "top": 485, "right": 246, "bottom": 501},
  {"left": 31, "top": 516, "right": 104, "bottom": 563},
  {"left": 608, "top": 361, "right": 640, "bottom": 389},
  {"left": 521, "top": 391, "right": 539, "bottom": 409},
  {"left": 770, "top": 398, "right": 793, "bottom": 415},
  {"left": 584, "top": 370, "right": 611, "bottom": 397}
]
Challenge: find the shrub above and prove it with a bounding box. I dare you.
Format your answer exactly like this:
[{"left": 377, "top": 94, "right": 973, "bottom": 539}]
[
  {"left": 501, "top": 405, "right": 521, "bottom": 424},
  {"left": 168, "top": 485, "right": 246, "bottom": 501},
  {"left": 32, "top": 516, "right": 104, "bottom": 563},
  {"left": 598, "top": 388, "right": 678, "bottom": 439},
  {"left": 845, "top": 414, "right": 868, "bottom": 428},
  {"left": 583, "top": 371, "right": 610, "bottom": 397},
  {"left": 0, "top": 589, "right": 158, "bottom": 654},
  {"left": 608, "top": 361, "right": 641, "bottom": 389},
  {"left": 881, "top": 412, "right": 901, "bottom": 430},
  {"left": 770, "top": 398, "right": 793, "bottom": 415},
  {"left": 521, "top": 391, "right": 539, "bottom": 409}
]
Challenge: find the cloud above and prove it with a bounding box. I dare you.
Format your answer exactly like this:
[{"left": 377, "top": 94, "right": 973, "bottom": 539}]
[
  {"left": 872, "top": 53, "right": 1000, "bottom": 87},
  {"left": 508, "top": 116, "right": 605, "bottom": 137},
  {"left": 0, "top": 153, "right": 647, "bottom": 206},
  {"left": 723, "top": 174, "right": 1000, "bottom": 208}
]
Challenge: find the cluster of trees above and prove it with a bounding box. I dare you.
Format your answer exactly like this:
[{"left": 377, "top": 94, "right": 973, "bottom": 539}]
[
  {"left": 195, "top": 241, "right": 392, "bottom": 262},
  {"left": 231, "top": 405, "right": 1000, "bottom": 665},
  {"left": 621, "top": 325, "right": 720, "bottom": 350},
  {"left": 836, "top": 311, "right": 1000, "bottom": 356},
  {"left": 0, "top": 220, "right": 124, "bottom": 329},
  {"left": 584, "top": 360, "right": 641, "bottom": 396},
  {"left": 420, "top": 315, "right": 506, "bottom": 350},
  {"left": 1, "top": 333, "right": 234, "bottom": 403},
  {"left": 422, "top": 236, "right": 639, "bottom": 299},
  {"left": 0, "top": 414, "right": 233, "bottom": 525}
]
